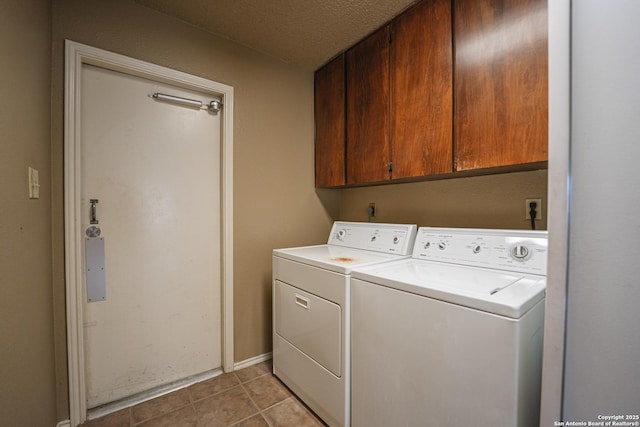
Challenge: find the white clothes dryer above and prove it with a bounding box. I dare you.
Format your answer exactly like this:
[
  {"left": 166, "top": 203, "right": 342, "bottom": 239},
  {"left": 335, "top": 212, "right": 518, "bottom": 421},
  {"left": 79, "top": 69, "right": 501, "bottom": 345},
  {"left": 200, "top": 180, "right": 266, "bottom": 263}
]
[
  {"left": 350, "top": 227, "right": 548, "bottom": 427},
  {"left": 272, "top": 221, "right": 417, "bottom": 427}
]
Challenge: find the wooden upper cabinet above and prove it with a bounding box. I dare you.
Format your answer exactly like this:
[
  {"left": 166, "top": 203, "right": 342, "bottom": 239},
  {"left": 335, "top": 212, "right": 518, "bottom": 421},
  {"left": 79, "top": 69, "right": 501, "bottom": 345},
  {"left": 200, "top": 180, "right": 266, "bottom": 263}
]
[
  {"left": 346, "top": 26, "right": 390, "bottom": 185},
  {"left": 454, "top": 0, "right": 548, "bottom": 171},
  {"left": 315, "top": 54, "right": 346, "bottom": 188},
  {"left": 315, "top": 0, "right": 548, "bottom": 188},
  {"left": 390, "top": 0, "right": 453, "bottom": 179}
]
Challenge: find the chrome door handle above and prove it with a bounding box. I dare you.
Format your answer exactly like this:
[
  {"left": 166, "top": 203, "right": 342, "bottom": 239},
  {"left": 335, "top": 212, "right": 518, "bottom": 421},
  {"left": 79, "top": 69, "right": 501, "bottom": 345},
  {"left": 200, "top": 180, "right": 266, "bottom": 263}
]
[{"left": 90, "top": 199, "right": 99, "bottom": 224}]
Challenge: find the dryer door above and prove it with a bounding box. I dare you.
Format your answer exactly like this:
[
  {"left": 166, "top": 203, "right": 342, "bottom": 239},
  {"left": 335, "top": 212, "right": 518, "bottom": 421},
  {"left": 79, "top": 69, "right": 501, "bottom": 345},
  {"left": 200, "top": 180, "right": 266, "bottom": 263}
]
[{"left": 274, "top": 280, "right": 342, "bottom": 376}]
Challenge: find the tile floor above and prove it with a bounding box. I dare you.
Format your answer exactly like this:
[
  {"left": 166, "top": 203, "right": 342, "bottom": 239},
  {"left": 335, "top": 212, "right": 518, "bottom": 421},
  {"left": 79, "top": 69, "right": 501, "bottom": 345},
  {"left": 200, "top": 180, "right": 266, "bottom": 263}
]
[{"left": 80, "top": 360, "right": 326, "bottom": 427}]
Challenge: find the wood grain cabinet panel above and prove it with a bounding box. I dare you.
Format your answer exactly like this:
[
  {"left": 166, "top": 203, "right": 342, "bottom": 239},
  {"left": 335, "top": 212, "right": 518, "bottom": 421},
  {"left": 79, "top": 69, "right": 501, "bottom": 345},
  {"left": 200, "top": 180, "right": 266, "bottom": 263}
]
[
  {"left": 390, "top": 0, "right": 453, "bottom": 179},
  {"left": 346, "top": 26, "right": 390, "bottom": 185},
  {"left": 315, "top": 54, "right": 346, "bottom": 187},
  {"left": 314, "top": 0, "right": 548, "bottom": 188},
  {"left": 454, "top": 0, "right": 548, "bottom": 171}
]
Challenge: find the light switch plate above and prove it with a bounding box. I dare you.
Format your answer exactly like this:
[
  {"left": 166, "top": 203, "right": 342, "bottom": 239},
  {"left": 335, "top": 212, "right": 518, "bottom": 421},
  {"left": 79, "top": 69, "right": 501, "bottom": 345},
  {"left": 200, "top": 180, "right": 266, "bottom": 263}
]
[{"left": 28, "top": 167, "right": 40, "bottom": 199}]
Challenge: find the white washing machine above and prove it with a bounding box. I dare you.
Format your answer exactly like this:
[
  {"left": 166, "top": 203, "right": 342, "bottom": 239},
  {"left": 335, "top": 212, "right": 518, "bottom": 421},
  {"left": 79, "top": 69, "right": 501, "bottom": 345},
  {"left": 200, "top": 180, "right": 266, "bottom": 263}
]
[
  {"left": 272, "top": 221, "right": 417, "bottom": 427},
  {"left": 350, "top": 227, "right": 548, "bottom": 427}
]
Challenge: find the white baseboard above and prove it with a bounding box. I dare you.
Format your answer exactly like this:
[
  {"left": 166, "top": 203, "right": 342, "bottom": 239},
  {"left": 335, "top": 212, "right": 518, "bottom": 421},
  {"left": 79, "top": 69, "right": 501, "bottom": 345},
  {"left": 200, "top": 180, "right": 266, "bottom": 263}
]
[
  {"left": 233, "top": 352, "right": 272, "bottom": 371},
  {"left": 56, "top": 421, "right": 71, "bottom": 427}
]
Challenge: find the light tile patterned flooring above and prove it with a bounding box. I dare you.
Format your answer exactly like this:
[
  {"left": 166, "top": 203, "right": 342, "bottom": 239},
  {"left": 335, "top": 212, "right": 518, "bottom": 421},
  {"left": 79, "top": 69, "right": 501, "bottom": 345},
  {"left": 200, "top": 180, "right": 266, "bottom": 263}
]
[{"left": 80, "top": 360, "right": 326, "bottom": 427}]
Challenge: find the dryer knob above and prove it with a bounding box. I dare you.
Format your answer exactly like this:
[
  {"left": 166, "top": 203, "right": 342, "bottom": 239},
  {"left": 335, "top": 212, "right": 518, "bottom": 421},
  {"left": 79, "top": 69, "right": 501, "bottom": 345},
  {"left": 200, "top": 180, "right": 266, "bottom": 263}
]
[{"left": 438, "top": 241, "right": 447, "bottom": 250}]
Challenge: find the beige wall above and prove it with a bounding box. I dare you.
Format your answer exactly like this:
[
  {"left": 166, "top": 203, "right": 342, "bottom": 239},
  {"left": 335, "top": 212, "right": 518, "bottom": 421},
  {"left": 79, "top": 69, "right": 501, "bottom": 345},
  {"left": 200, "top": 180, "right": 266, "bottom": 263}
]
[
  {"left": 0, "top": 0, "right": 57, "bottom": 425},
  {"left": 51, "top": 0, "right": 338, "bottom": 420},
  {"left": 340, "top": 170, "right": 548, "bottom": 230}
]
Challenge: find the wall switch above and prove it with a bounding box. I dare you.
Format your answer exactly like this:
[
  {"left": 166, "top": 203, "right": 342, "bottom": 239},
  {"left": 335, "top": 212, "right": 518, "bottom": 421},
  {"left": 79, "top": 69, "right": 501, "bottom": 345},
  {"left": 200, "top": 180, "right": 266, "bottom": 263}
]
[
  {"left": 28, "top": 167, "right": 40, "bottom": 199},
  {"left": 525, "top": 198, "right": 542, "bottom": 220}
]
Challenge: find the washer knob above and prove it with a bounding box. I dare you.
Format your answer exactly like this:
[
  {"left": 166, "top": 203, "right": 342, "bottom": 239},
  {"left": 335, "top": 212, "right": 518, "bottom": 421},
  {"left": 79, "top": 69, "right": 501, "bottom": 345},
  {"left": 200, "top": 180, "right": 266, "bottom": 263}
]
[
  {"left": 424, "top": 241, "right": 431, "bottom": 249},
  {"left": 473, "top": 245, "right": 482, "bottom": 254},
  {"left": 438, "top": 241, "right": 447, "bottom": 250},
  {"left": 393, "top": 236, "right": 400, "bottom": 244},
  {"left": 511, "top": 244, "right": 530, "bottom": 260},
  {"left": 337, "top": 229, "right": 346, "bottom": 240}
]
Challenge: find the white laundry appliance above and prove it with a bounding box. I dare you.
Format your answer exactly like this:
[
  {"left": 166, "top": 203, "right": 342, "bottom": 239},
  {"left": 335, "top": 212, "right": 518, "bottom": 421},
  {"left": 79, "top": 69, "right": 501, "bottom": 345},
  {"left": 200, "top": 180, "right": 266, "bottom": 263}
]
[
  {"left": 350, "top": 227, "right": 548, "bottom": 427},
  {"left": 272, "top": 221, "right": 417, "bottom": 427}
]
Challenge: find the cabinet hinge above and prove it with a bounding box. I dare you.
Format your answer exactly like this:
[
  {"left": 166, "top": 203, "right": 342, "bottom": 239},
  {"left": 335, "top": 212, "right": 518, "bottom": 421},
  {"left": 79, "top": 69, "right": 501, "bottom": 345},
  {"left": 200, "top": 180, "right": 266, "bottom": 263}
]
[{"left": 388, "top": 162, "right": 393, "bottom": 172}]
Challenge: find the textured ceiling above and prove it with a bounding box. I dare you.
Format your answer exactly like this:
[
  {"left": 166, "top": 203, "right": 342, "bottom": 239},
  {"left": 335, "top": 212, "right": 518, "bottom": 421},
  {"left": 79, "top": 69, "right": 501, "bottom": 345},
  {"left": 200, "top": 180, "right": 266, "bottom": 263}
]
[{"left": 133, "top": 0, "right": 419, "bottom": 70}]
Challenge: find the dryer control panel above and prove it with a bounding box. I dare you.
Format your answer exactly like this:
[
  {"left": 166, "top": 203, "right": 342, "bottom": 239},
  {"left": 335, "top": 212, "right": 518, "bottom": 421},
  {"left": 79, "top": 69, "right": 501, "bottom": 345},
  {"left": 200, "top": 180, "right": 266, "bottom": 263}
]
[
  {"left": 413, "top": 227, "right": 548, "bottom": 275},
  {"left": 328, "top": 222, "right": 417, "bottom": 255}
]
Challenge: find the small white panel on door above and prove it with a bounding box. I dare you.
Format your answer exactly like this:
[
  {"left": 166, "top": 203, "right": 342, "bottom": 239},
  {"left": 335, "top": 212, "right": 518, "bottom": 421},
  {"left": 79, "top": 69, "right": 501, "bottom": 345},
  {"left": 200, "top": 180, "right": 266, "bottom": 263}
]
[
  {"left": 274, "top": 280, "right": 342, "bottom": 377},
  {"left": 85, "top": 236, "right": 106, "bottom": 302}
]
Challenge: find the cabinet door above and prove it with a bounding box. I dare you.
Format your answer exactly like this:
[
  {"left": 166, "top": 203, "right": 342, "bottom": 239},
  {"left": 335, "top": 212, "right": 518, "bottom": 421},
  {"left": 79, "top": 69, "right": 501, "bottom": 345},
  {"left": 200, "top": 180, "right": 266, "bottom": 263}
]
[
  {"left": 315, "top": 55, "right": 346, "bottom": 187},
  {"left": 454, "top": 0, "right": 548, "bottom": 171},
  {"left": 346, "top": 26, "right": 390, "bottom": 185},
  {"left": 390, "top": 0, "right": 453, "bottom": 179}
]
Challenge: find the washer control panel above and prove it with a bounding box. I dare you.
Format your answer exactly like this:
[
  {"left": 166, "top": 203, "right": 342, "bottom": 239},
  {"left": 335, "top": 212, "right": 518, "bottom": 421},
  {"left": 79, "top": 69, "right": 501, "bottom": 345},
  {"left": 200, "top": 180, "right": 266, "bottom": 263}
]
[
  {"left": 328, "top": 222, "right": 417, "bottom": 255},
  {"left": 413, "top": 227, "right": 548, "bottom": 274}
]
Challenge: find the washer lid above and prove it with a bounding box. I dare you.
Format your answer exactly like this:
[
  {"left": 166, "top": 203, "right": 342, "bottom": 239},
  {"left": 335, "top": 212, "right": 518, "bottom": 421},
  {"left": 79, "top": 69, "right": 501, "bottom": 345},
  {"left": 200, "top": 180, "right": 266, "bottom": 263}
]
[
  {"left": 352, "top": 259, "right": 545, "bottom": 318},
  {"left": 273, "top": 244, "right": 410, "bottom": 274}
]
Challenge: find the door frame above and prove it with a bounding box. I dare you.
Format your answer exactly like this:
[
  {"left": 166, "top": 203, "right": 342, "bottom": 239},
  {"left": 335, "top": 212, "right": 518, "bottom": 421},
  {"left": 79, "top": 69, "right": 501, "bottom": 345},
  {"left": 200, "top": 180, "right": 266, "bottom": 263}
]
[{"left": 63, "top": 40, "right": 234, "bottom": 424}]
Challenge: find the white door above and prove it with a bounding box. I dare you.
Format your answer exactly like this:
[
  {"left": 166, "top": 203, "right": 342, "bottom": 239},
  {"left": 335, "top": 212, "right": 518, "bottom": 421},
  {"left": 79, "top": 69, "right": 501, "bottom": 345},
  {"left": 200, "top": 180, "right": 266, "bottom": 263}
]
[{"left": 80, "top": 64, "right": 222, "bottom": 408}]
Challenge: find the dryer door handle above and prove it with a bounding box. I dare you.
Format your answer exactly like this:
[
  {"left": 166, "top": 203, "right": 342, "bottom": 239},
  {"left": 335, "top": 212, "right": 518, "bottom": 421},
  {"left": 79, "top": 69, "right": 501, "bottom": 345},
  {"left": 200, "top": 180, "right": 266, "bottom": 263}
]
[{"left": 295, "top": 294, "right": 310, "bottom": 310}]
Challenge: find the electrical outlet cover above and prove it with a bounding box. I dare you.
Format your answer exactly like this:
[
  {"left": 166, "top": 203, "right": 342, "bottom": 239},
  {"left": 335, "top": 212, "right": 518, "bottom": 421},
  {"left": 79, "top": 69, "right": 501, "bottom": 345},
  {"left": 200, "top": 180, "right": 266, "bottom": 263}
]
[{"left": 525, "top": 198, "right": 542, "bottom": 220}]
